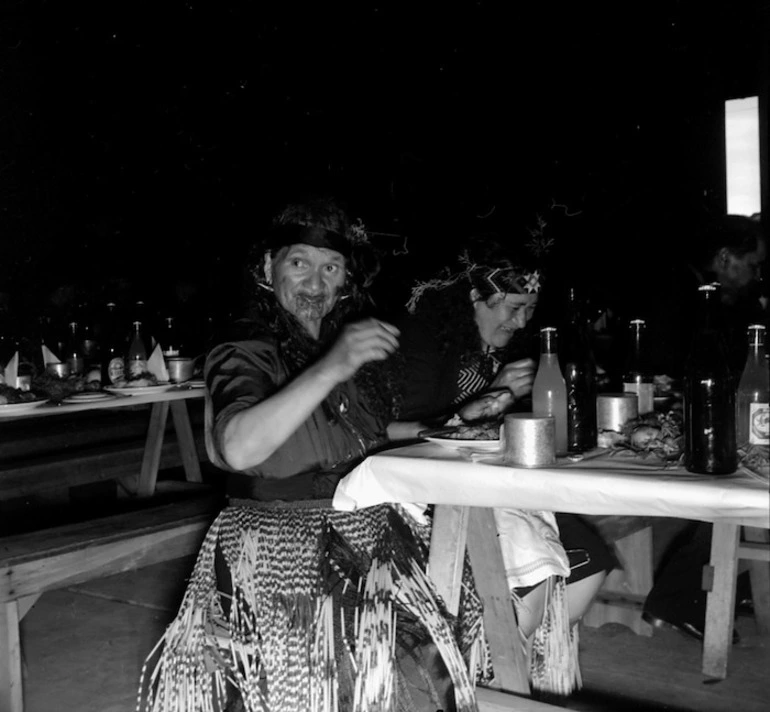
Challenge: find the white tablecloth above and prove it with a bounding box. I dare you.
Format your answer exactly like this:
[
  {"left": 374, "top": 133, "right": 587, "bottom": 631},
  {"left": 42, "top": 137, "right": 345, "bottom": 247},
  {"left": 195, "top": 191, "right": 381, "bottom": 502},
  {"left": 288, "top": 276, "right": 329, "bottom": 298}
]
[{"left": 333, "top": 443, "right": 770, "bottom": 528}]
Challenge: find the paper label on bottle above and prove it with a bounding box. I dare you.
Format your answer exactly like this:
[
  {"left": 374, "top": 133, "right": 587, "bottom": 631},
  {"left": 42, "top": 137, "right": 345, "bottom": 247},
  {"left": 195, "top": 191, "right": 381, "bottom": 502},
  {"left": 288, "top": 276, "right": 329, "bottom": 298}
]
[
  {"left": 108, "top": 357, "right": 125, "bottom": 384},
  {"left": 623, "top": 382, "right": 654, "bottom": 414},
  {"left": 748, "top": 402, "right": 770, "bottom": 445}
]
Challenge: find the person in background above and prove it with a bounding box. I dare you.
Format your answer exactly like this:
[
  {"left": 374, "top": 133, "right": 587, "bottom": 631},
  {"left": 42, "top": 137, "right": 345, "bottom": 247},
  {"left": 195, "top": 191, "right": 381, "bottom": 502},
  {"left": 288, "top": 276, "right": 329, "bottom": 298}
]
[
  {"left": 388, "top": 234, "right": 616, "bottom": 697},
  {"left": 137, "top": 197, "right": 486, "bottom": 712},
  {"left": 641, "top": 213, "right": 766, "bottom": 643},
  {"left": 643, "top": 213, "right": 767, "bottom": 381}
]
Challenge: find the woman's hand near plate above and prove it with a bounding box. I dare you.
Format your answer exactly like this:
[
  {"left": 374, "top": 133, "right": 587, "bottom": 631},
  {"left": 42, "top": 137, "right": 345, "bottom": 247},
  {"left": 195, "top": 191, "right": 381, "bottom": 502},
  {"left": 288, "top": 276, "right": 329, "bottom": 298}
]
[{"left": 457, "top": 388, "right": 513, "bottom": 422}]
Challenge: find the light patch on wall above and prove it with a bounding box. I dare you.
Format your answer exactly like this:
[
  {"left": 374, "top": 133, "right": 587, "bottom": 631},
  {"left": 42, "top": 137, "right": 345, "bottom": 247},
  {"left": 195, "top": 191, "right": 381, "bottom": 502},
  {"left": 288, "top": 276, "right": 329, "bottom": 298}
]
[{"left": 725, "top": 96, "right": 761, "bottom": 216}]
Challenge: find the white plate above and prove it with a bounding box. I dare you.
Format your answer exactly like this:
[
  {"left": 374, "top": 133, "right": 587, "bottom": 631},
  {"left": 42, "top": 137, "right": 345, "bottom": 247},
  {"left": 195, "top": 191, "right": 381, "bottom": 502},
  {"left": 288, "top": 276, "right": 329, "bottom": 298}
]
[
  {"left": 0, "top": 399, "right": 48, "bottom": 413},
  {"left": 104, "top": 383, "right": 172, "bottom": 396},
  {"left": 185, "top": 379, "right": 205, "bottom": 389},
  {"left": 62, "top": 391, "right": 117, "bottom": 404},
  {"left": 425, "top": 437, "right": 502, "bottom": 452}
]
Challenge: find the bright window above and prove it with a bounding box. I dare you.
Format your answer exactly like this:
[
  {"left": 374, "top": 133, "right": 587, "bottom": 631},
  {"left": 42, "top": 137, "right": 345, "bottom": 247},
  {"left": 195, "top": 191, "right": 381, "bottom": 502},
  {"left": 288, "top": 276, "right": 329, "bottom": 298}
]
[{"left": 725, "top": 96, "right": 761, "bottom": 216}]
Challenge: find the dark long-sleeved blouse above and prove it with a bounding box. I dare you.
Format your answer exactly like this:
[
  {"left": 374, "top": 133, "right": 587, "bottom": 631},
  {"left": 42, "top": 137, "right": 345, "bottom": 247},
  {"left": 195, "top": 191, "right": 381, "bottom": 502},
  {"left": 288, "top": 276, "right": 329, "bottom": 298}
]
[{"left": 204, "top": 328, "right": 387, "bottom": 501}]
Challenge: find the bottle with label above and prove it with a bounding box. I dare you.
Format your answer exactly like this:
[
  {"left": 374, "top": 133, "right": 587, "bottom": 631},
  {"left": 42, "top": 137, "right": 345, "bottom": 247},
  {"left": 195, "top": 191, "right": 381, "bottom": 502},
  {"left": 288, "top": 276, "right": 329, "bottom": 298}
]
[
  {"left": 64, "top": 321, "right": 85, "bottom": 376},
  {"left": 100, "top": 302, "right": 127, "bottom": 386},
  {"left": 560, "top": 287, "right": 598, "bottom": 453},
  {"left": 126, "top": 320, "right": 149, "bottom": 378},
  {"left": 533, "top": 326, "right": 569, "bottom": 456},
  {"left": 736, "top": 324, "right": 769, "bottom": 449},
  {"left": 684, "top": 284, "right": 737, "bottom": 475},
  {"left": 622, "top": 318, "right": 654, "bottom": 415}
]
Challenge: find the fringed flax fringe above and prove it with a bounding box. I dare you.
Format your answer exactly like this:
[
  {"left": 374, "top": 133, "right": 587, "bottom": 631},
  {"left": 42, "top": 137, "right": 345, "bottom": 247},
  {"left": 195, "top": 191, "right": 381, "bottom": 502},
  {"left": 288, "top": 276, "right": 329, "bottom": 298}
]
[{"left": 137, "top": 504, "right": 483, "bottom": 712}]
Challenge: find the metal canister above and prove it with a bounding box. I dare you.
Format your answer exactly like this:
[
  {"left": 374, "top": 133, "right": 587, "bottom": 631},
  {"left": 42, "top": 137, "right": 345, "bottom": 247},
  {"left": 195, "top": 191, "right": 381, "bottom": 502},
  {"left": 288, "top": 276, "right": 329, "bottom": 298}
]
[{"left": 596, "top": 393, "right": 639, "bottom": 447}]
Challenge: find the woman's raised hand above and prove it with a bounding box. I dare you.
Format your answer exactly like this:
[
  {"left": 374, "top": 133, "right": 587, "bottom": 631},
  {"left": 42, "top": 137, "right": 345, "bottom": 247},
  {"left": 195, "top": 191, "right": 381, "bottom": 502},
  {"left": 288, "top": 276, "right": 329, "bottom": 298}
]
[
  {"left": 490, "top": 357, "right": 537, "bottom": 400},
  {"left": 320, "top": 318, "right": 400, "bottom": 384}
]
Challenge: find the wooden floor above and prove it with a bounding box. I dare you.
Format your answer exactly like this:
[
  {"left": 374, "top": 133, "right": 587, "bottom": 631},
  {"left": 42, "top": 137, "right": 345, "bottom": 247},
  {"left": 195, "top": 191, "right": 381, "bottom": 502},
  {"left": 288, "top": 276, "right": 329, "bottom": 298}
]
[{"left": 17, "top": 555, "right": 770, "bottom": 712}]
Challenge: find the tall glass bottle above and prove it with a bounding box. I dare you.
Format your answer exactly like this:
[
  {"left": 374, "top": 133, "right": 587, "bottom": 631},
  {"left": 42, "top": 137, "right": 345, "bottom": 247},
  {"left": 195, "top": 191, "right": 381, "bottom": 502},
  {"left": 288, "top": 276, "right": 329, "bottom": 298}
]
[
  {"left": 64, "top": 321, "right": 85, "bottom": 376},
  {"left": 132, "top": 299, "right": 155, "bottom": 350},
  {"left": 622, "top": 318, "right": 654, "bottom": 415},
  {"left": 736, "top": 324, "right": 769, "bottom": 449},
  {"left": 159, "top": 315, "right": 183, "bottom": 358},
  {"left": 533, "top": 326, "right": 568, "bottom": 456},
  {"left": 100, "top": 302, "right": 126, "bottom": 386},
  {"left": 560, "top": 287, "right": 598, "bottom": 452},
  {"left": 684, "top": 284, "right": 737, "bottom": 475},
  {"left": 126, "top": 320, "right": 149, "bottom": 378},
  {"left": 77, "top": 303, "right": 101, "bottom": 383}
]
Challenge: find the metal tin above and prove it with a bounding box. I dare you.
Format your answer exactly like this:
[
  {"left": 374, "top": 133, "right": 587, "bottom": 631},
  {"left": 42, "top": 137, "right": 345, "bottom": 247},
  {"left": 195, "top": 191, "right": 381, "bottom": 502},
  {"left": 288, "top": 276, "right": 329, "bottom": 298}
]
[
  {"left": 503, "top": 413, "right": 556, "bottom": 468},
  {"left": 46, "top": 362, "right": 71, "bottom": 379},
  {"left": 596, "top": 393, "right": 638, "bottom": 447},
  {"left": 166, "top": 357, "right": 194, "bottom": 383}
]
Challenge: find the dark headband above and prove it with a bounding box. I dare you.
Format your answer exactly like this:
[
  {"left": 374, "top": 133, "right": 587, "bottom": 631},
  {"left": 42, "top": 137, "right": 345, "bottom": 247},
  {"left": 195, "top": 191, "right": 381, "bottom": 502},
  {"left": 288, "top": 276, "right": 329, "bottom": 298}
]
[{"left": 268, "top": 223, "right": 351, "bottom": 258}]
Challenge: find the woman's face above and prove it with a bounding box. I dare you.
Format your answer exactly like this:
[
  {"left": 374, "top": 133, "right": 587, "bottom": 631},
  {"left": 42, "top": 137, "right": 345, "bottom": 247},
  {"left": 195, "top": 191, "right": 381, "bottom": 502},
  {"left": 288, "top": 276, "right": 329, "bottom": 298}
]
[
  {"left": 472, "top": 289, "right": 538, "bottom": 349},
  {"left": 267, "top": 243, "right": 347, "bottom": 338}
]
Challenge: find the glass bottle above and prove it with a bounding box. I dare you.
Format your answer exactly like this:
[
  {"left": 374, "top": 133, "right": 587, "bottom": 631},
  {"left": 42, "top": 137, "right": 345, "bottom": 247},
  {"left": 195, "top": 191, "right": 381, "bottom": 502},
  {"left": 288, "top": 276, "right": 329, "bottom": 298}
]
[
  {"left": 132, "top": 299, "right": 155, "bottom": 350},
  {"left": 77, "top": 303, "right": 101, "bottom": 383},
  {"left": 684, "top": 284, "right": 737, "bottom": 475},
  {"left": 100, "top": 302, "right": 126, "bottom": 386},
  {"left": 126, "top": 320, "right": 149, "bottom": 378},
  {"left": 622, "top": 318, "right": 654, "bottom": 414},
  {"left": 64, "top": 321, "right": 85, "bottom": 376},
  {"left": 560, "top": 287, "right": 598, "bottom": 453},
  {"left": 736, "top": 324, "right": 769, "bottom": 448},
  {"left": 159, "top": 315, "right": 183, "bottom": 358},
  {"left": 533, "top": 326, "right": 568, "bottom": 456}
]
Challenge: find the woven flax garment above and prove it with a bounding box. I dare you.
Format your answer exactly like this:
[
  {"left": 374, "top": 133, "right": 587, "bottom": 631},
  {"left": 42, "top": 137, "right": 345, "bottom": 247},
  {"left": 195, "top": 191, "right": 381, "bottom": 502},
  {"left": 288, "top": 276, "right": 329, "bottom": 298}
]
[{"left": 137, "top": 502, "right": 488, "bottom": 712}]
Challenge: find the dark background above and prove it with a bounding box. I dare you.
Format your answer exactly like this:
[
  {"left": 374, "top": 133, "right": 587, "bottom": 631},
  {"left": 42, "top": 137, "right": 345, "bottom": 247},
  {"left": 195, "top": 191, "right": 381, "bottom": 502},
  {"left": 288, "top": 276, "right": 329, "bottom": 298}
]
[{"left": 1, "top": 0, "right": 768, "bottom": 335}]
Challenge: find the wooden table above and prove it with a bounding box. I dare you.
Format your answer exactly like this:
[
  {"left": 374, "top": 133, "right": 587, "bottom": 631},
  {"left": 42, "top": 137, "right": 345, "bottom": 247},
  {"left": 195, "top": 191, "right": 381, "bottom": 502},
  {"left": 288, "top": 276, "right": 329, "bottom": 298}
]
[
  {"left": 0, "top": 386, "right": 205, "bottom": 498},
  {"left": 333, "top": 442, "right": 770, "bottom": 701},
  {"left": 0, "top": 386, "right": 212, "bottom": 712}
]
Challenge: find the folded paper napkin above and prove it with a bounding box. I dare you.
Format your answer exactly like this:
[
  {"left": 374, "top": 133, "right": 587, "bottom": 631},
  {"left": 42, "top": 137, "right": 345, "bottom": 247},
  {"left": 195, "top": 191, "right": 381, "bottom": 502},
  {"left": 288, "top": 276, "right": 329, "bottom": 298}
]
[
  {"left": 147, "top": 344, "right": 170, "bottom": 382},
  {"left": 2, "top": 351, "right": 18, "bottom": 387},
  {"left": 41, "top": 344, "right": 60, "bottom": 365}
]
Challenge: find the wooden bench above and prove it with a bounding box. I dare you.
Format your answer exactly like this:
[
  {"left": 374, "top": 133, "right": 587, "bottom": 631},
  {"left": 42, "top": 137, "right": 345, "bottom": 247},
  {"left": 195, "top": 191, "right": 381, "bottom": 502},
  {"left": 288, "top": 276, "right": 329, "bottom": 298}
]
[
  {"left": 0, "top": 496, "right": 221, "bottom": 712},
  {"left": 0, "top": 436, "right": 209, "bottom": 503}
]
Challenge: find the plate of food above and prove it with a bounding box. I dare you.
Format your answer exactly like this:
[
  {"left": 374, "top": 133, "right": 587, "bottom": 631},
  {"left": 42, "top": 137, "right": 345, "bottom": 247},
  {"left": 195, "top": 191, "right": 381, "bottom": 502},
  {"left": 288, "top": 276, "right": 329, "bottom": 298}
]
[
  {"left": 422, "top": 421, "right": 502, "bottom": 452},
  {"left": 0, "top": 398, "right": 48, "bottom": 414},
  {"left": 104, "top": 383, "right": 173, "bottom": 396},
  {"left": 61, "top": 391, "right": 118, "bottom": 404}
]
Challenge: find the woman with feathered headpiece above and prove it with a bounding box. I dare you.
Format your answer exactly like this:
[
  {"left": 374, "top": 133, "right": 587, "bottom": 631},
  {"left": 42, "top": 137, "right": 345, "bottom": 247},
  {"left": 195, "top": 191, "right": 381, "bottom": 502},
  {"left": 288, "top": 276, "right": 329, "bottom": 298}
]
[{"left": 389, "top": 231, "right": 616, "bottom": 697}]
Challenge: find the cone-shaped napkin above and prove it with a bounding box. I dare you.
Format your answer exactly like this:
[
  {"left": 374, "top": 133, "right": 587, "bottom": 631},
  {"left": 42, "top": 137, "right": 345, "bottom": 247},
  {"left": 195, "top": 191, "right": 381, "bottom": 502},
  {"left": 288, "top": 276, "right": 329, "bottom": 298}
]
[
  {"left": 146, "top": 343, "right": 170, "bottom": 383},
  {"left": 3, "top": 351, "right": 19, "bottom": 387}
]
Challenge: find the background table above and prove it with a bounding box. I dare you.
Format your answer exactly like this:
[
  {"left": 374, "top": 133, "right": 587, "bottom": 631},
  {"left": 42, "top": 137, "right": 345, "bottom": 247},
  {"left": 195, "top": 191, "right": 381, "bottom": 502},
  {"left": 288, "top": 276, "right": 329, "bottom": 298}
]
[{"left": 0, "top": 386, "right": 205, "bottom": 499}]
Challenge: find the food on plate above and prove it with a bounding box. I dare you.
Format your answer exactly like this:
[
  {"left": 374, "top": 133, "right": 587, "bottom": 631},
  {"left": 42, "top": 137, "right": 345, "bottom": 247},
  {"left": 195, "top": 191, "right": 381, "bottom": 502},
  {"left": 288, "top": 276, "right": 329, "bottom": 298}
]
[
  {"left": 0, "top": 384, "right": 42, "bottom": 405},
  {"left": 442, "top": 421, "right": 501, "bottom": 441},
  {"left": 613, "top": 410, "right": 685, "bottom": 461},
  {"left": 30, "top": 372, "right": 100, "bottom": 402},
  {"left": 109, "top": 371, "right": 159, "bottom": 388},
  {"left": 739, "top": 444, "right": 769, "bottom": 480}
]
